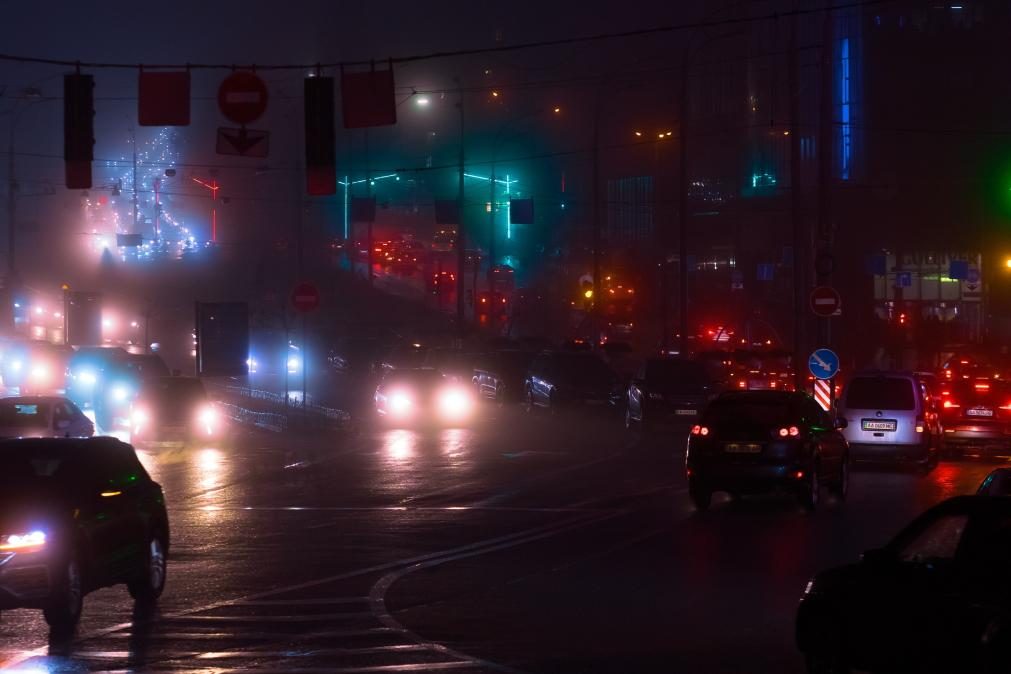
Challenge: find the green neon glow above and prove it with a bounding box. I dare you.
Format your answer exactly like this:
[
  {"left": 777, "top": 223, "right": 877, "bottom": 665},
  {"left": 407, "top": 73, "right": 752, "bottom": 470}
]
[{"left": 506, "top": 174, "right": 512, "bottom": 239}]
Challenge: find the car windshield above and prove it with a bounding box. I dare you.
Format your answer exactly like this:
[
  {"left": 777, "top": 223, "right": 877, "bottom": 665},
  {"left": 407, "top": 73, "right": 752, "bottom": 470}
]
[
  {"left": 0, "top": 402, "right": 50, "bottom": 427},
  {"left": 644, "top": 360, "right": 710, "bottom": 394},
  {"left": 127, "top": 355, "right": 170, "bottom": 378},
  {"left": 144, "top": 379, "right": 207, "bottom": 405},
  {"left": 385, "top": 370, "right": 445, "bottom": 387},
  {"left": 845, "top": 377, "right": 916, "bottom": 411}
]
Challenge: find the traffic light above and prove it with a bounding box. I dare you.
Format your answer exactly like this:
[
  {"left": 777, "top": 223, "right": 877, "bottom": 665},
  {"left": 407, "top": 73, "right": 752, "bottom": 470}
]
[
  {"left": 64, "top": 73, "right": 94, "bottom": 189},
  {"left": 304, "top": 76, "right": 336, "bottom": 196}
]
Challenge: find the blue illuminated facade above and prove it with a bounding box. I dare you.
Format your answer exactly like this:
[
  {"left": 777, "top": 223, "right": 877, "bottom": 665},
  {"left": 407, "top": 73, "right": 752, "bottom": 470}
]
[{"left": 835, "top": 12, "right": 862, "bottom": 181}]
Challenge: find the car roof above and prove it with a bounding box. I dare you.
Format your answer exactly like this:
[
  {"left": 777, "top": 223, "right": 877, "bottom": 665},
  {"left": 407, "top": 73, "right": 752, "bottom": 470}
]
[
  {"left": 716, "top": 390, "right": 805, "bottom": 403},
  {"left": 0, "top": 396, "right": 68, "bottom": 405}
]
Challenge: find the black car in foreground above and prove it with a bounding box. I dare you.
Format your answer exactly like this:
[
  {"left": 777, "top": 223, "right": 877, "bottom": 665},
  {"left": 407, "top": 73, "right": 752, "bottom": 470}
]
[
  {"left": 978, "top": 468, "right": 1011, "bottom": 496},
  {"left": 0, "top": 438, "right": 169, "bottom": 630},
  {"left": 685, "top": 391, "right": 849, "bottom": 511},
  {"left": 625, "top": 358, "right": 716, "bottom": 432},
  {"left": 797, "top": 496, "right": 1011, "bottom": 673}
]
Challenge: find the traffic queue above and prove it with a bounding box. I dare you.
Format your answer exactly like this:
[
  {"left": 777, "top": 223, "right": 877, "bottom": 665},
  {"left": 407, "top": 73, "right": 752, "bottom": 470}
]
[{"left": 0, "top": 340, "right": 178, "bottom": 631}]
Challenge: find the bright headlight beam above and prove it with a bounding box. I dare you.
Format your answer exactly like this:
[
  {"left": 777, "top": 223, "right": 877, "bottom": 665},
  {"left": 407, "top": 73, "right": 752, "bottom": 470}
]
[{"left": 0, "top": 530, "right": 46, "bottom": 551}]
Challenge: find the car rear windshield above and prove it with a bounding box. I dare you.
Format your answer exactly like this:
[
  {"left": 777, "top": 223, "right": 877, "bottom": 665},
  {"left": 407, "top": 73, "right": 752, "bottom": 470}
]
[
  {"left": 845, "top": 377, "right": 916, "bottom": 411},
  {"left": 702, "top": 399, "right": 794, "bottom": 426},
  {"left": 645, "top": 360, "right": 710, "bottom": 393},
  {"left": 0, "top": 403, "right": 49, "bottom": 427}
]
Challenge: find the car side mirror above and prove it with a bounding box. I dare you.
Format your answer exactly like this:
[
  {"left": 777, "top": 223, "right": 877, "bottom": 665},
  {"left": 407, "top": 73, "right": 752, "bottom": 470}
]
[{"left": 833, "top": 417, "right": 848, "bottom": 430}]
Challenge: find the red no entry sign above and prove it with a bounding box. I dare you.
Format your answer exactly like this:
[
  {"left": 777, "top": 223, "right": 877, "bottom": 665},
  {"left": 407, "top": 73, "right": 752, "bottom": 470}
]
[
  {"left": 217, "top": 71, "right": 269, "bottom": 125},
  {"left": 810, "top": 285, "right": 841, "bottom": 317},
  {"left": 291, "top": 282, "right": 320, "bottom": 313}
]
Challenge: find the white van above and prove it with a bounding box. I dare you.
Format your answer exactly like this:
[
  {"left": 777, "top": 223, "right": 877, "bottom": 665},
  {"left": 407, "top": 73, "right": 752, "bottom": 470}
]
[{"left": 838, "top": 370, "right": 937, "bottom": 468}]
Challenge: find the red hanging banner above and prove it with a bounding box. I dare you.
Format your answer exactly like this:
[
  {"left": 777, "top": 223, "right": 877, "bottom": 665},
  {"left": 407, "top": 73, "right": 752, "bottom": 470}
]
[{"left": 138, "top": 71, "right": 191, "bottom": 126}]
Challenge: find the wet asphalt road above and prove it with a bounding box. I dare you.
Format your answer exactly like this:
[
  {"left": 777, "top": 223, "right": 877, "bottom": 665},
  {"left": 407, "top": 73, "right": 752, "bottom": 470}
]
[{"left": 0, "top": 397, "right": 1000, "bottom": 673}]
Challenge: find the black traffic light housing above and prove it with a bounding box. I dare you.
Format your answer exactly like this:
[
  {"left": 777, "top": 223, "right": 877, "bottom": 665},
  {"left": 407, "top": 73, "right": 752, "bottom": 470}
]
[
  {"left": 304, "top": 76, "right": 336, "bottom": 195},
  {"left": 64, "top": 73, "right": 94, "bottom": 189}
]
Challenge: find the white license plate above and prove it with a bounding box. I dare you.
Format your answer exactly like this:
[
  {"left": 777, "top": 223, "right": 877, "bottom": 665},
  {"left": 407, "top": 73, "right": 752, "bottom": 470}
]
[
  {"left": 725, "top": 443, "right": 762, "bottom": 453},
  {"left": 967, "top": 407, "right": 994, "bottom": 417},
  {"left": 861, "top": 419, "right": 897, "bottom": 431},
  {"left": 675, "top": 409, "right": 698, "bottom": 416}
]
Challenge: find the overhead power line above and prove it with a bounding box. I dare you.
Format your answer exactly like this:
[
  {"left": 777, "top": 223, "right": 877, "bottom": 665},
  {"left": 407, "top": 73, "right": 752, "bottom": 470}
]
[{"left": 0, "top": 0, "right": 888, "bottom": 72}]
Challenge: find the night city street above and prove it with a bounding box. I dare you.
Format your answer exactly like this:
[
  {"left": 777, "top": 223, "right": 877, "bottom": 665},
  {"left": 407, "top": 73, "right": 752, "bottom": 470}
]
[
  {"left": 4, "top": 1, "right": 1011, "bottom": 672},
  {"left": 0, "top": 393, "right": 998, "bottom": 672}
]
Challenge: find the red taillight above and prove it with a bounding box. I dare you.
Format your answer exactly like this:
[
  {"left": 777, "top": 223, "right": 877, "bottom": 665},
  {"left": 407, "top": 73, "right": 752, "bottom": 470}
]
[
  {"left": 1000, "top": 402, "right": 1011, "bottom": 411},
  {"left": 778, "top": 427, "right": 789, "bottom": 437},
  {"left": 778, "top": 426, "right": 800, "bottom": 437},
  {"left": 975, "top": 382, "right": 991, "bottom": 391},
  {"left": 943, "top": 400, "right": 960, "bottom": 409},
  {"left": 691, "top": 425, "right": 709, "bottom": 436}
]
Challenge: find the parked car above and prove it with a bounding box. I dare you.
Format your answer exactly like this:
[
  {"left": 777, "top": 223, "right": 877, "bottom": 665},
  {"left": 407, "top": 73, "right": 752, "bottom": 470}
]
[
  {"left": 838, "top": 370, "right": 937, "bottom": 469},
  {"left": 625, "top": 358, "right": 717, "bottom": 432},
  {"left": 0, "top": 438, "right": 169, "bottom": 630},
  {"left": 523, "top": 351, "right": 622, "bottom": 414},
  {"left": 472, "top": 350, "right": 535, "bottom": 404},
  {"left": 685, "top": 391, "right": 849, "bottom": 511},
  {"left": 797, "top": 495, "right": 1011, "bottom": 673},
  {"left": 0, "top": 396, "right": 93, "bottom": 438}
]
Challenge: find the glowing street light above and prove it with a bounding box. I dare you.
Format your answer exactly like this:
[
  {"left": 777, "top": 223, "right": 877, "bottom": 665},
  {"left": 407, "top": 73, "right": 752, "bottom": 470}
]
[{"left": 415, "top": 96, "right": 430, "bottom": 107}]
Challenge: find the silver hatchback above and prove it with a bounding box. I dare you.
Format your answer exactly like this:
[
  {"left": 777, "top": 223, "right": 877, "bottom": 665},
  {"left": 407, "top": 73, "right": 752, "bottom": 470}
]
[{"left": 838, "top": 371, "right": 936, "bottom": 467}]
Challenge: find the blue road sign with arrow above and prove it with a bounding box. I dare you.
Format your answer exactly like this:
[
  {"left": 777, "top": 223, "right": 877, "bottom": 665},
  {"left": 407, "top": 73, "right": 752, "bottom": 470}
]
[{"left": 808, "top": 348, "right": 840, "bottom": 380}]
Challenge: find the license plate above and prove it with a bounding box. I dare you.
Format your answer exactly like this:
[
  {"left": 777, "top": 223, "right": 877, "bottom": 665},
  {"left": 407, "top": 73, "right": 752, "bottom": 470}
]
[
  {"left": 967, "top": 407, "right": 994, "bottom": 417},
  {"left": 861, "top": 419, "right": 897, "bottom": 431},
  {"left": 675, "top": 409, "right": 698, "bottom": 416},
  {"left": 725, "top": 443, "right": 762, "bottom": 453}
]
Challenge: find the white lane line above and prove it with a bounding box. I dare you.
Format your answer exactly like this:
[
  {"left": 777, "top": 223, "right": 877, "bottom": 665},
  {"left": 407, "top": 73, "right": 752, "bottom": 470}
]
[
  {"left": 195, "top": 644, "right": 434, "bottom": 659},
  {"left": 369, "top": 509, "right": 629, "bottom": 674},
  {"left": 88, "top": 664, "right": 480, "bottom": 674},
  {"left": 168, "top": 613, "right": 374, "bottom": 623},
  {"left": 1, "top": 511, "right": 617, "bottom": 669},
  {"left": 98, "top": 627, "right": 404, "bottom": 641},
  {"left": 231, "top": 597, "right": 370, "bottom": 606}
]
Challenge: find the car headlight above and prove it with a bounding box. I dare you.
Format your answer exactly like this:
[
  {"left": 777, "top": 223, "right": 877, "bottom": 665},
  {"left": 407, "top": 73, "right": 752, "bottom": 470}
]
[
  {"left": 438, "top": 387, "right": 472, "bottom": 419},
  {"left": 198, "top": 405, "right": 217, "bottom": 426},
  {"left": 8, "top": 359, "right": 22, "bottom": 372},
  {"left": 287, "top": 356, "right": 301, "bottom": 372},
  {"left": 132, "top": 407, "right": 150, "bottom": 426},
  {"left": 0, "top": 530, "right": 46, "bottom": 552},
  {"left": 30, "top": 364, "right": 49, "bottom": 381},
  {"left": 111, "top": 384, "right": 130, "bottom": 402},
  {"left": 389, "top": 391, "right": 413, "bottom": 415},
  {"left": 78, "top": 369, "right": 97, "bottom": 386}
]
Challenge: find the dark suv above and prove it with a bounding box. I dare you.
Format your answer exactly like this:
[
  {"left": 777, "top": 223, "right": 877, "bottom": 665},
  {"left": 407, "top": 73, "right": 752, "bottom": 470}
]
[{"left": 0, "top": 438, "right": 169, "bottom": 630}]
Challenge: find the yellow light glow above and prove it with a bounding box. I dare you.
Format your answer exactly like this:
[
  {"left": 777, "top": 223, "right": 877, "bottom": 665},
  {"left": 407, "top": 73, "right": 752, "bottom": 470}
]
[
  {"left": 583, "top": 289, "right": 593, "bottom": 299},
  {"left": 100, "top": 491, "right": 122, "bottom": 497}
]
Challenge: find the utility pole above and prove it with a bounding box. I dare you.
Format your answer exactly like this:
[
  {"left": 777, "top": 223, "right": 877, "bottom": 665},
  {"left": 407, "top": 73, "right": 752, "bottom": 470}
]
[
  {"left": 591, "top": 90, "right": 602, "bottom": 347},
  {"left": 789, "top": 9, "right": 806, "bottom": 392},
  {"left": 456, "top": 81, "right": 466, "bottom": 335},
  {"left": 7, "top": 113, "right": 16, "bottom": 281},
  {"left": 365, "top": 129, "right": 373, "bottom": 286},
  {"left": 131, "top": 127, "right": 139, "bottom": 235},
  {"left": 487, "top": 165, "right": 496, "bottom": 331},
  {"left": 817, "top": 10, "right": 834, "bottom": 348},
  {"left": 678, "top": 54, "right": 690, "bottom": 356}
]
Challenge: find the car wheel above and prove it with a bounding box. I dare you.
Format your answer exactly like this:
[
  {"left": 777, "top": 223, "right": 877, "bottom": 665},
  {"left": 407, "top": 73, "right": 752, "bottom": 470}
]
[
  {"left": 688, "top": 478, "right": 712, "bottom": 511},
  {"left": 830, "top": 456, "right": 849, "bottom": 502},
  {"left": 44, "top": 554, "right": 83, "bottom": 631},
  {"left": 128, "top": 535, "right": 167, "bottom": 603},
  {"left": 800, "top": 464, "right": 820, "bottom": 511}
]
